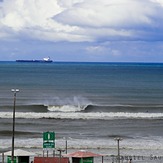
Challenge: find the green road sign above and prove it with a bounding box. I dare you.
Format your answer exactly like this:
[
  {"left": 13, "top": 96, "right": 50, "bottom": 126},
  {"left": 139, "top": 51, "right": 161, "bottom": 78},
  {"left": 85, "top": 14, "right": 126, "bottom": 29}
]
[
  {"left": 43, "top": 132, "right": 55, "bottom": 141},
  {"left": 43, "top": 142, "right": 55, "bottom": 148},
  {"left": 43, "top": 131, "right": 55, "bottom": 148}
]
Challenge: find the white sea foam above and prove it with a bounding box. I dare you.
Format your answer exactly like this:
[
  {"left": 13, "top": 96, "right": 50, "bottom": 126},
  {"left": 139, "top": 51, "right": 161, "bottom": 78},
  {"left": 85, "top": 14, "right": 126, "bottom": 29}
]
[
  {"left": 1, "top": 112, "right": 163, "bottom": 119},
  {"left": 1, "top": 136, "right": 163, "bottom": 153},
  {"left": 45, "top": 96, "right": 91, "bottom": 112},
  {"left": 47, "top": 105, "right": 87, "bottom": 112}
]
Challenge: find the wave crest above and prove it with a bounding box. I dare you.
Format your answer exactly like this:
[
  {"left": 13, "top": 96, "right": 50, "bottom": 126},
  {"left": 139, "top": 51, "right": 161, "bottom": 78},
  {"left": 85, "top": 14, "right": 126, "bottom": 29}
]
[
  {"left": 47, "top": 104, "right": 88, "bottom": 112},
  {"left": 46, "top": 96, "right": 92, "bottom": 112}
]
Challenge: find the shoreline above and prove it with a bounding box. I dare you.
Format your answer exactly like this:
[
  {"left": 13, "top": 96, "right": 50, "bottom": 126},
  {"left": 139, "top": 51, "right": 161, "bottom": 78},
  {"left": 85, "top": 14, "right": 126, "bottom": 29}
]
[{"left": 1, "top": 147, "right": 163, "bottom": 163}]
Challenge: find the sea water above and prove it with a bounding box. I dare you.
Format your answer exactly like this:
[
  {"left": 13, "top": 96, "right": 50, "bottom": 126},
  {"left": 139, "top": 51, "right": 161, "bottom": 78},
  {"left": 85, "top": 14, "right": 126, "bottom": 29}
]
[{"left": 0, "top": 62, "right": 163, "bottom": 163}]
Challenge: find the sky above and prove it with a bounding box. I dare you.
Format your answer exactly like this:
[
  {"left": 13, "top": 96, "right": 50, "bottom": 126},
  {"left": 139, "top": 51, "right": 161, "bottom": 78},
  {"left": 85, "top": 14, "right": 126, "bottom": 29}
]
[{"left": 0, "top": 0, "right": 163, "bottom": 62}]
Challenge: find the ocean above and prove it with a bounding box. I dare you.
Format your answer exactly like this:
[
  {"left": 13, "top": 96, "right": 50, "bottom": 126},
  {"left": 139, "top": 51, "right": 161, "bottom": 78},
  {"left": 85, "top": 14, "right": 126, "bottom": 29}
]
[{"left": 0, "top": 61, "right": 163, "bottom": 162}]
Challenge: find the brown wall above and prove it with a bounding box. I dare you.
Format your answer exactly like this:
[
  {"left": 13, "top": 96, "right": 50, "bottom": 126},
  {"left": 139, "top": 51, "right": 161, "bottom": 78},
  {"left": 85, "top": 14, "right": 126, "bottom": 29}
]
[{"left": 34, "top": 157, "right": 69, "bottom": 163}]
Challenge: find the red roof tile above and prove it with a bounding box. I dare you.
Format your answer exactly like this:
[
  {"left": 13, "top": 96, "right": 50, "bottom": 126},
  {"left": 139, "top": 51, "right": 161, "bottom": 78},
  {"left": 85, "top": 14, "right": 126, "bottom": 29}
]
[{"left": 65, "top": 150, "right": 102, "bottom": 158}]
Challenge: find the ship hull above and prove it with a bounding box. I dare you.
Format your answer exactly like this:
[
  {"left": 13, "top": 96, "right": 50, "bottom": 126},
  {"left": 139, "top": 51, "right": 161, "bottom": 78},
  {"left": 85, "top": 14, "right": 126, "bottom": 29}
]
[{"left": 16, "top": 60, "right": 53, "bottom": 63}]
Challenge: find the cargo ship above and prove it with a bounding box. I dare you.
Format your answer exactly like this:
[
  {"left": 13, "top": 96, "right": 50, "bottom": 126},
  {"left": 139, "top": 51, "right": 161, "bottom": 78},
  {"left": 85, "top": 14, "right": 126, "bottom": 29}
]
[{"left": 16, "top": 57, "right": 53, "bottom": 63}]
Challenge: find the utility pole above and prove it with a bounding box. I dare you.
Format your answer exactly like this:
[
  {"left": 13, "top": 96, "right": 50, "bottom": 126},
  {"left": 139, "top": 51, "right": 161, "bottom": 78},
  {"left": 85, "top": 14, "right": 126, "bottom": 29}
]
[{"left": 114, "top": 137, "right": 123, "bottom": 163}]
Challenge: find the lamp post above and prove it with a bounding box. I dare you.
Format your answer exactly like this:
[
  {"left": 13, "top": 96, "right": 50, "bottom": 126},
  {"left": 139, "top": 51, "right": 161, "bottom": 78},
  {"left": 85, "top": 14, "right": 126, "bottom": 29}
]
[
  {"left": 11, "top": 89, "right": 19, "bottom": 163},
  {"left": 114, "top": 137, "right": 123, "bottom": 163},
  {"left": 63, "top": 137, "right": 68, "bottom": 154},
  {"left": 57, "top": 149, "right": 65, "bottom": 163}
]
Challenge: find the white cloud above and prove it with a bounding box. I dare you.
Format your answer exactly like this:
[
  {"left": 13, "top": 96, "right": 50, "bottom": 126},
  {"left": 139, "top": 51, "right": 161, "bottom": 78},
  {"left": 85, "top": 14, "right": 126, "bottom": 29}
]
[
  {"left": 57, "top": 0, "right": 84, "bottom": 8},
  {"left": 56, "top": 0, "right": 154, "bottom": 28},
  {"left": 0, "top": 0, "right": 62, "bottom": 29},
  {"left": 86, "top": 44, "right": 122, "bottom": 57},
  {"left": 151, "top": 0, "right": 163, "bottom": 5},
  {"left": 0, "top": 0, "right": 163, "bottom": 42},
  {"left": 0, "top": 0, "right": 86, "bottom": 41},
  {"left": 86, "top": 45, "right": 106, "bottom": 53},
  {"left": 55, "top": 0, "right": 163, "bottom": 41}
]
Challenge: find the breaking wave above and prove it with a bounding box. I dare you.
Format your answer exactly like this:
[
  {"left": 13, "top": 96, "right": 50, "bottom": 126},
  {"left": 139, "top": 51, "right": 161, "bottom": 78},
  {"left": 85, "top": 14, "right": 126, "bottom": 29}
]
[
  {"left": 47, "top": 104, "right": 89, "bottom": 112},
  {"left": 47, "top": 103, "right": 163, "bottom": 113}
]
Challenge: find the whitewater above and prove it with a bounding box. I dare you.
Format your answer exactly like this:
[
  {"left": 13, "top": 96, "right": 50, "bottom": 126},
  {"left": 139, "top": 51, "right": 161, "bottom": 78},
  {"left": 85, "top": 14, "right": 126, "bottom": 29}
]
[{"left": 1, "top": 111, "right": 163, "bottom": 120}]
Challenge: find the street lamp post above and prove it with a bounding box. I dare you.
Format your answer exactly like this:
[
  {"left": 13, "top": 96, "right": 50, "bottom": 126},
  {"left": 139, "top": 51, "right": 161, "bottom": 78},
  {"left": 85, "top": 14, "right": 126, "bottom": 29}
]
[
  {"left": 114, "top": 137, "right": 123, "bottom": 163},
  {"left": 11, "top": 89, "right": 19, "bottom": 163},
  {"left": 57, "top": 149, "right": 65, "bottom": 163},
  {"left": 63, "top": 137, "right": 68, "bottom": 154}
]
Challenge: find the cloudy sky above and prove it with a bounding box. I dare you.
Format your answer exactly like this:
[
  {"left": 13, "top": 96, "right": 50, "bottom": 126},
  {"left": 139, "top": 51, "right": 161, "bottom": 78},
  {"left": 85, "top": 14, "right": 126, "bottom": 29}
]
[{"left": 0, "top": 0, "right": 163, "bottom": 62}]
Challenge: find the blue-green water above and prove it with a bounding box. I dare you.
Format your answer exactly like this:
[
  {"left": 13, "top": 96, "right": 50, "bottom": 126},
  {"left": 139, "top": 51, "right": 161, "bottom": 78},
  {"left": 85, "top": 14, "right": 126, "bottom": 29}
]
[
  {"left": 1, "top": 62, "right": 163, "bottom": 108},
  {"left": 0, "top": 61, "right": 163, "bottom": 160}
]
